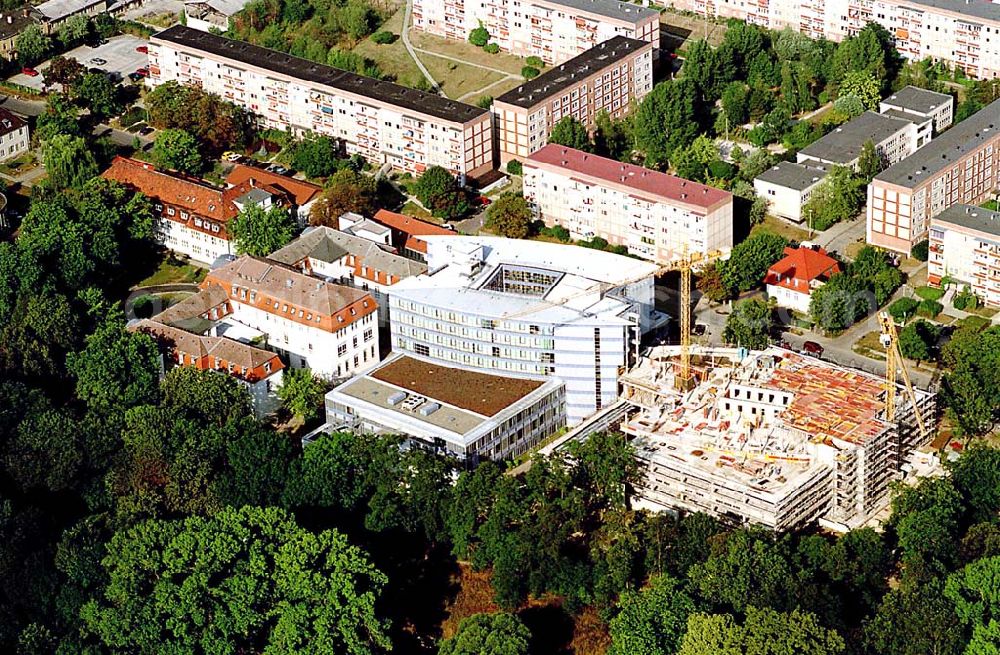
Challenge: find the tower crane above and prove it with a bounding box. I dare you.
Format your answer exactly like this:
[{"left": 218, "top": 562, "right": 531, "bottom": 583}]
[{"left": 878, "top": 311, "right": 928, "bottom": 439}]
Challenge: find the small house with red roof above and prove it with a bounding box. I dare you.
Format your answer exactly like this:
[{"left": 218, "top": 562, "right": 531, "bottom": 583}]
[{"left": 764, "top": 245, "right": 841, "bottom": 314}]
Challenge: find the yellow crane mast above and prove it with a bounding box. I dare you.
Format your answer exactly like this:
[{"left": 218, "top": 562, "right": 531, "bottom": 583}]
[{"left": 878, "top": 311, "right": 928, "bottom": 439}]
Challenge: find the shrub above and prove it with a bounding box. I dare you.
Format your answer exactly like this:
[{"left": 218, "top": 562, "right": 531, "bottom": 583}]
[
  {"left": 521, "top": 66, "right": 540, "bottom": 79},
  {"left": 915, "top": 285, "right": 945, "bottom": 301},
  {"left": 707, "top": 160, "right": 737, "bottom": 180},
  {"left": 483, "top": 43, "right": 500, "bottom": 54},
  {"left": 888, "top": 297, "right": 919, "bottom": 323},
  {"left": 506, "top": 160, "right": 523, "bottom": 175},
  {"left": 953, "top": 288, "right": 979, "bottom": 312},
  {"left": 476, "top": 95, "right": 493, "bottom": 109},
  {"left": 469, "top": 25, "right": 490, "bottom": 47},
  {"left": 371, "top": 31, "right": 396, "bottom": 44},
  {"left": 132, "top": 295, "right": 154, "bottom": 318},
  {"left": 912, "top": 239, "right": 929, "bottom": 262},
  {"left": 540, "top": 225, "right": 571, "bottom": 242},
  {"left": 917, "top": 298, "right": 943, "bottom": 318},
  {"left": 525, "top": 56, "right": 544, "bottom": 68}
]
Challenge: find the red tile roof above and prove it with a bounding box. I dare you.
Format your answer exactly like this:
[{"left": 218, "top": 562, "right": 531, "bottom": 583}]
[
  {"left": 764, "top": 246, "right": 841, "bottom": 293},
  {"left": 103, "top": 157, "right": 297, "bottom": 241},
  {"left": 372, "top": 209, "right": 455, "bottom": 254},
  {"left": 225, "top": 164, "right": 322, "bottom": 207},
  {"left": 526, "top": 144, "right": 731, "bottom": 210}
]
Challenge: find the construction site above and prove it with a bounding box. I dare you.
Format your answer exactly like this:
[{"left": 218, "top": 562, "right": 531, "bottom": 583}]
[{"left": 620, "top": 345, "right": 936, "bottom": 532}]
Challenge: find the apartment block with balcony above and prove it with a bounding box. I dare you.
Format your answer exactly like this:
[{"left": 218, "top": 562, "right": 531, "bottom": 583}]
[
  {"left": 148, "top": 26, "right": 494, "bottom": 184},
  {"left": 492, "top": 36, "right": 653, "bottom": 163},
  {"left": 927, "top": 205, "right": 1000, "bottom": 306},
  {"left": 662, "top": 0, "right": 1000, "bottom": 80},
  {"left": 202, "top": 256, "right": 381, "bottom": 379},
  {"left": 523, "top": 144, "right": 734, "bottom": 263},
  {"left": 413, "top": 0, "right": 658, "bottom": 65},
  {"left": 867, "top": 97, "right": 1000, "bottom": 255}
]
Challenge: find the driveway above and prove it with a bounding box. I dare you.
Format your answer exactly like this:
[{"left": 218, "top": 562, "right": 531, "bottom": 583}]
[
  {"left": 10, "top": 34, "right": 149, "bottom": 90},
  {"left": 814, "top": 213, "right": 867, "bottom": 257}
]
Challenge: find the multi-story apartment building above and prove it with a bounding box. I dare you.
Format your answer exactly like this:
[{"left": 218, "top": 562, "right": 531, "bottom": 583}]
[
  {"left": 927, "top": 205, "right": 1000, "bottom": 305},
  {"left": 797, "top": 110, "right": 923, "bottom": 170},
  {"left": 867, "top": 97, "right": 1000, "bottom": 254},
  {"left": 202, "top": 256, "right": 380, "bottom": 379},
  {"left": 413, "top": 0, "right": 658, "bottom": 65},
  {"left": 268, "top": 225, "right": 427, "bottom": 327},
  {"left": 103, "top": 156, "right": 298, "bottom": 265},
  {"left": 387, "top": 235, "right": 663, "bottom": 423},
  {"left": 879, "top": 85, "right": 954, "bottom": 133},
  {"left": 493, "top": 36, "right": 654, "bottom": 163},
  {"left": 523, "top": 144, "right": 734, "bottom": 262},
  {"left": 148, "top": 26, "right": 494, "bottom": 183},
  {"left": 0, "top": 108, "right": 29, "bottom": 162},
  {"left": 131, "top": 318, "right": 285, "bottom": 417},
  {"left": 663, "top": 0, "right": 1000, "bottom": 79}
]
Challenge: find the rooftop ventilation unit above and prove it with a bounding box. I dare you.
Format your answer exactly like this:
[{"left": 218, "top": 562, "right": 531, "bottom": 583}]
[
  {"left": 418, "top": 402, "right": 441, "bottom": 416},
  {"left": 387, "top": 391, "right": 407, "bottom": 406}
]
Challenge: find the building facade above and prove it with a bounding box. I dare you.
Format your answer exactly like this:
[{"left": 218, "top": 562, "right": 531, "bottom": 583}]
[
  {"left": 662, "top": 0, "right": 1000, "bottom": 80},
  {"left": 0, "top": 108, "right": 29, "bottom": 162},
  {"left": 413, "top": 0, "right": 658, "bottom": 65},
  {"left": 202, "top": 256, "right": 380, "bottom": 379},
  {"left": 492, "top": 36, "right": 653, "bottom": 163},
  {"left": 867, "top": 97, "right": 1000, "bottom": 254},
  {"left": 326, "top": 353, "right": 566, "bottom": 465},
  {"left": 387, "top": 236, "right": 663, "bottom": 424},
  {"left": 132, "top": 318, "right": 285, "bottom": 417},
  {"left": 927, "top": 205, "right": 1000, "bottom": 305},
  {"left": 753, "top": 162, "right": 828, "bottom": 224},
  {"left": 523, "top": 144, "right": 734, "bottom": 262},
  {"left": 148, "top": 26, "right": 494, "bottom": 184}
]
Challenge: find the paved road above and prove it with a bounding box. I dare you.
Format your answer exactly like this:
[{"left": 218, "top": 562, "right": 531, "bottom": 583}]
[{"left": 814, "top": 213, "right": 867, "bottom": 257}]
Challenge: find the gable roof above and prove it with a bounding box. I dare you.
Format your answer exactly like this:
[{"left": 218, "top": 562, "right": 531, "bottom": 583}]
[
  {"left": 764, "top": 246, "right": 841, "bottom": 292},
  {"left": 103, "top": 156, "right": 236, "bottom": 222},
  {"left": 225, "top": 164, "right": 322, "bottom": 207},
  {"left": 204, "top": 255, "right": 375, "bottom": 322},
  {"left": 371, "top": 209, "right": 455, "bottom": 254},
  {"left": 268, "top": 226, "right": 427, "bottom": 280},
  {"left": 133, "top": 319, "right": 283, "bottom": 381}
]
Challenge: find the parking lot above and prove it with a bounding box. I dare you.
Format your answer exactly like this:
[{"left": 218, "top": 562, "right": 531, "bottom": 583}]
[{"left": 9, "top": 34, "right": 150, "bottom": 90}]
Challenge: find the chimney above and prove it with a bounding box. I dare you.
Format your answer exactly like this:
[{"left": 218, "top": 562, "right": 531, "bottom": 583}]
[{"left": 285, "top": 279, "right": 292, "bottom": 288}]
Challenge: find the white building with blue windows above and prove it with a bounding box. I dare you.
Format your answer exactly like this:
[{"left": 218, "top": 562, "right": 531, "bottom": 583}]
[{"left": 387, "top": 236, "right": 664, "bottom": 424}]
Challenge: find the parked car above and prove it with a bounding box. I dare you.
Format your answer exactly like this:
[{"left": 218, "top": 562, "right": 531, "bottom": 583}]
[
  {"left": 477, "top": 195, "right": 492, "bottom": 206},
  {"left": 223, "top": 151, "right": 242, "bottom": 162},
  {"left": 136, "top": 45, "right": 148, "bottom": 54},
  {"left": 135, "top": 67, "right": 149, "bottom": 77},
  {"left": 128, "top": 72, "right": 143, "bottom": 82},
  {"left": 692, "top": 324, "right": 707, "bottom": 337},
  {"left": 266, "top": 163, "right": 289, "bottom": 175},
  {"left": 21, "top": 67, "right": 38, "bottom": 77},
  {"left": 138, "top": 126, "right": 155, "bottom": 136},
  {"left": 801, "top": 341, "right": 824, "bottom": 358},
  {"left": 89, "top": 57, "right": 107, "bottom": 66}
]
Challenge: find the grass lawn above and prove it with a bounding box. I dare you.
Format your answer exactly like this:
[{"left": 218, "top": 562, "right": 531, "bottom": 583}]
[
  {"left": 915, "top": 285, "right": 945, "bottom": 301},
  {"left": 0, "top": 153, "right": 38, "bottom": 177},
  {"left": 353, "top": 9, "right": 424, "bottom": 87},
  {"left": 138, "top": 254, "right": 207, "bottom": 287},
  {"left": 971, "top": 304, "right": 999, "bottom": 318},
  {"left": 853, "top": 331, "right": 887, "bottom": 361},
  {"left": 400, "top": 200, "right": 434, "bottom": 221},
  {"left": 422, "top": 53, "right": 510, "bottom": 99},
  {"left": 408, "top": 28, "right": 529, "bottom": 76},
  {"left": 660, "top": 12, "right": 729, "bottom": 49},
  {"left": 751, "top": 214, "right": 811, "bottom": 243}
]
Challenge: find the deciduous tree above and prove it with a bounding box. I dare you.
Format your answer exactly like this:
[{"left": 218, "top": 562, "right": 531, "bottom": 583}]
[
  {"left": 724, "top": 298, "right": 773, "bottom": 349},
  {"left": 485, "top": 192, "right": 533, "bottom": 239},
  {"left": 277, "top": 367, "right": 325, "bottom": 422},
  {"left": 228, "top": 202, "right": 298, "bottom": 257},
  {"left": 151, "top": 128, "right": 203, "bottom": 175},
  {"left": 439, "top": 613, "right": 531, "bottom": 655},
  {"left": 548, "top": 116, "right": 592, "bottom": 152}
]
